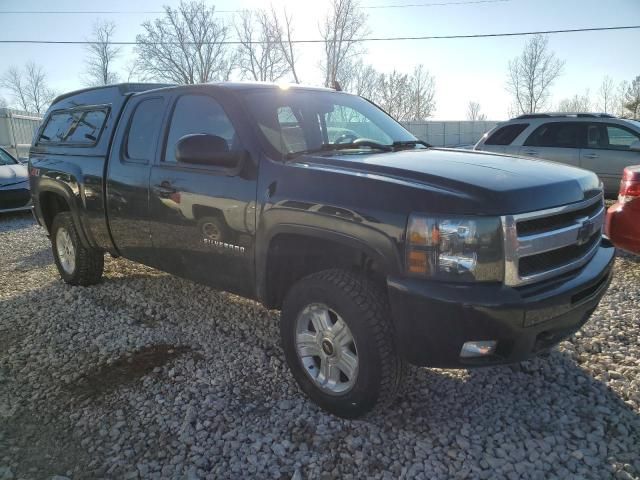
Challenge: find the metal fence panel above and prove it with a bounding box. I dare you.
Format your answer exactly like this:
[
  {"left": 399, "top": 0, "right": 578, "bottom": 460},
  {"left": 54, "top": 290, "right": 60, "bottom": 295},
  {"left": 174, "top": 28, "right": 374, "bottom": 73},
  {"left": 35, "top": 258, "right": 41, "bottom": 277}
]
[
  {"left": 0, "top": 108, "right": 43, "bottom": 160},
  {"left": 403, "top": 120, "right": 499, "bottom": 147}
]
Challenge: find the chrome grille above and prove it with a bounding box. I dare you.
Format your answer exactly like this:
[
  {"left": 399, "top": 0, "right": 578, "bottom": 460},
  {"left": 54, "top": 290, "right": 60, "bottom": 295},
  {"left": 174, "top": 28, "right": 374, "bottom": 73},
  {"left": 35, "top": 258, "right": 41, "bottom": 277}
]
[{"left": 502, "top": 193, "right": 605, "bottom": 286}]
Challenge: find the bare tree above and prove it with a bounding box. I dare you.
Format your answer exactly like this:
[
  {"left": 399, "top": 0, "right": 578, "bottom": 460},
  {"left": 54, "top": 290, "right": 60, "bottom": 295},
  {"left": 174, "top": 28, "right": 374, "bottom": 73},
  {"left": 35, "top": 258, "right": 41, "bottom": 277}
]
[
  {"left": 409, "top": 65, "right": 435, "bottom": 120},
  {"left": 506, "top": 34, "right": 564, "bottom": 115},
  {"left": 84, "top": 20, "right": 121, "bottom": 86},
  {"left": 24, "top": 63, "right": 56, "bottom": 114},
  {"left": 616, "top": 80, "right": 630, "bottom": 117},
  {"left": 376, "top": 70, "right": 411, "bottom": 121},
  {"left": 135, "top": 1, "right": 233, "bottom": 84},
  {"left": 341, "top": 60, "right": 379, "bottom": 99},
  {"left": 235, "top": 9, "right": 289, "bottom": 82},
  {"left": 0, "top": 97, "right": 7, "bottom": 108},
  {"left": 278, "top": 8, "right": 300, "bottom": 83},
  {"left": 557, "top": 90, "right": 591, "bottom": 113},
  {"left": 623, "top": 75, "right": 640, "bottom": 119},
  {"left": 320, "top": 0, "right": 368, "bottom": 88},
  {"left": 597, "top": 76, "right": 616, "bottom": 114},
  {"left": 467, "top": 101, "right": 487, "bottom": 121},
  {"left": 375, "top": 66, "right": 435, "bottom": 121},
  {"left": 1, "top": 62, "right": 56, "bottom": 113},
  {"left": 1, "top": 67, "right": 30, "bottom": 111}
]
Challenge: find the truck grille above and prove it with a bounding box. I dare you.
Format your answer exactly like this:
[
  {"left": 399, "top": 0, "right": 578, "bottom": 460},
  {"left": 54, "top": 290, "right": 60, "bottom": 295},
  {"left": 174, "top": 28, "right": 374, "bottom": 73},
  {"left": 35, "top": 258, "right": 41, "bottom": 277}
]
[
  {"left": 502, "top": 193, "right": 605, "bottom": 286},
  {"left": 0, "top": 188, "right": 31, "bottom": 209}
]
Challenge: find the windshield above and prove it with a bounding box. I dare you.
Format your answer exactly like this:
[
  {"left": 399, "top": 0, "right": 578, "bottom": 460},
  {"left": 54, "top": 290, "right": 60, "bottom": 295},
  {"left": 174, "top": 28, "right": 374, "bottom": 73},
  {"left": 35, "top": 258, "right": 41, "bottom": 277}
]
[
  {"left": 242, "top": 89, "right": 418, "bottom": 157},
  {"left": 0, "top": 148, "right": 18, "bottom": 166}
]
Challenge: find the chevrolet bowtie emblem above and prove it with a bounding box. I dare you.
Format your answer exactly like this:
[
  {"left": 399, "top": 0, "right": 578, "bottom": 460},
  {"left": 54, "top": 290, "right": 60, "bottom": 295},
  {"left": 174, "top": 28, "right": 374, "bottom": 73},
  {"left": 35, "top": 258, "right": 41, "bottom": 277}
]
[{"left": 576, "top": 218, "right": 594, "bottom": 245}]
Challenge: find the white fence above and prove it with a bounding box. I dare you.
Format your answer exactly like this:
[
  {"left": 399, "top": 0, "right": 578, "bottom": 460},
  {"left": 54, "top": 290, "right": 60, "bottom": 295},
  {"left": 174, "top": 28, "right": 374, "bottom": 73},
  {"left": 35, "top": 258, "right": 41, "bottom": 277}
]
[
  {"left": 402, "top": 120, "right": 499, "bottom": 148},
  {"left": 0, "top": 108, "right": 43, "bottom": 161}
]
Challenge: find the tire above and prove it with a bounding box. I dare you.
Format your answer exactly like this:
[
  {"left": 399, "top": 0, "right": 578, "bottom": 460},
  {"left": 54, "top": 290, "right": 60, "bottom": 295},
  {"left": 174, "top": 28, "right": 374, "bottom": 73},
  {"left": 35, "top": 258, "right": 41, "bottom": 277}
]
[
  {"left": 280, "top": 269, "right": 405, "bottom": 418},
  {"left": 51, "top": 212, "right": 104, "bottom": 286},
  {"left": 197, "top": 216, "right": 229, "bottom": 243}
]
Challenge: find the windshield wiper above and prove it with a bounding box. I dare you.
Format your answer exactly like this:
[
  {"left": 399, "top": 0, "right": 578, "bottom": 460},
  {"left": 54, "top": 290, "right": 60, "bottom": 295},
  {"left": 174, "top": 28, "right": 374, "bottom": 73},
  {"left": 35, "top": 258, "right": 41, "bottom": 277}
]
[
  {"left": 286, "top": 141, "right": 392, "bottom": 160},
  {"left": 392, "top": 140, "right": 431, "bottom": 149}
]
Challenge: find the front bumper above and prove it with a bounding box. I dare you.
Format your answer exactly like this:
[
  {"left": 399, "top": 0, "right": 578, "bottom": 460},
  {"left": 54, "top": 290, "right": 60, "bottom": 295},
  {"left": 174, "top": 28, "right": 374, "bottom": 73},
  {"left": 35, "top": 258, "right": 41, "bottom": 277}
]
[{"left": 387, "top": 239, "right": 615, "bottom": 368}]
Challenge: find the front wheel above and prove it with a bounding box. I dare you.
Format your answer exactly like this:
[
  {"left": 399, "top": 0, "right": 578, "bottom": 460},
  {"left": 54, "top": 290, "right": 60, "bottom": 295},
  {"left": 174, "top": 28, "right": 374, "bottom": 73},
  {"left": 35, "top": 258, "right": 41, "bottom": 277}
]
[
  {"left": 280, "top": 269, "right": 404, "bottom": 418},
  {"left": 51, "top": 212, "right": 104, "bottom": 286}
]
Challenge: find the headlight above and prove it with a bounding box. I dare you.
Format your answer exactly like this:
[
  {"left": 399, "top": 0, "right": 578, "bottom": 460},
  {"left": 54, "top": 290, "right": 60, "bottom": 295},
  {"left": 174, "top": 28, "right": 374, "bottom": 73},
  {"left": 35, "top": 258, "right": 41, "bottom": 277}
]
[{"left": 406, "top": 214, "right": 503, "bottom": 282}]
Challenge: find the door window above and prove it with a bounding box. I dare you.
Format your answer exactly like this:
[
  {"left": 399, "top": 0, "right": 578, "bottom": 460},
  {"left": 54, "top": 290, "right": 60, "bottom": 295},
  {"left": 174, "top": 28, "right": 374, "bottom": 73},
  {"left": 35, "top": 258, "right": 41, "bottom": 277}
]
[
  {"left": 524, "top": 122, "right": 584, "bottom": 148},
  {"left": 164, "top": 95, "right": 238, "bottom": 163},
  {"left": 603, "top": 125, "right": 640, "bottom": 150},
  {"left": 277, "top": 106, "right": 307, "bottom": 153},
  {"left": 125, "top": 98, "right": 165, "bottom": 162}
]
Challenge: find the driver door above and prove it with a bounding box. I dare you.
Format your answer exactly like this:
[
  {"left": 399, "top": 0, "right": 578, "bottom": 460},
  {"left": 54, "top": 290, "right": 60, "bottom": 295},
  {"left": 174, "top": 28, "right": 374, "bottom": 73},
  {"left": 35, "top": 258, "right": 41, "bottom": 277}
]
[{"left": 148, "top": 92, "right": 257, "bottom": 297}]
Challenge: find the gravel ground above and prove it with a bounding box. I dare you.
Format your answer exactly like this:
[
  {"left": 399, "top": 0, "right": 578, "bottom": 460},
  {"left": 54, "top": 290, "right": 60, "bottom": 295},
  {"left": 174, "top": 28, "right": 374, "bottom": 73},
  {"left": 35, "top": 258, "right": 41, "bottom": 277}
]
[{"left": 0, "top": 212, "right": 639, "bottom": 480}]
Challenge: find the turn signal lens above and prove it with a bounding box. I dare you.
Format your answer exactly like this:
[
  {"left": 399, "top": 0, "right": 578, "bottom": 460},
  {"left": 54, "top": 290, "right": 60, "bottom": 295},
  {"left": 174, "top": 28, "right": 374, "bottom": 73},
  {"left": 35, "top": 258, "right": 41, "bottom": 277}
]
[{"left": 407, "top": 250, "right": 429, "bottom": 274}]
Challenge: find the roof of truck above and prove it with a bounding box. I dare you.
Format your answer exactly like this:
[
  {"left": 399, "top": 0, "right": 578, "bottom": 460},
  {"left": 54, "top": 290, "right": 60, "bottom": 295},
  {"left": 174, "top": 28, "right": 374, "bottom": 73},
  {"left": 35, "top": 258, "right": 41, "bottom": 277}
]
[
  {"left": 50, "top": 81, "right": 340, "bottom": 108},
  {"left": 51, "top": 83, "right": 175, "bottom": 105}
]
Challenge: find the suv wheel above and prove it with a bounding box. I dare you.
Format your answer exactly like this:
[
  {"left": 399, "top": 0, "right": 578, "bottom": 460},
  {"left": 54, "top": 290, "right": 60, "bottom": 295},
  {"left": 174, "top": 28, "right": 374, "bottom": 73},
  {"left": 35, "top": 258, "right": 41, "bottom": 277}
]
[
  {"left": 51, "top": 212, "right": 104, "bottom": 286},
  {"left": 280, "top": 269, "right": 404, "bottom": 418}
]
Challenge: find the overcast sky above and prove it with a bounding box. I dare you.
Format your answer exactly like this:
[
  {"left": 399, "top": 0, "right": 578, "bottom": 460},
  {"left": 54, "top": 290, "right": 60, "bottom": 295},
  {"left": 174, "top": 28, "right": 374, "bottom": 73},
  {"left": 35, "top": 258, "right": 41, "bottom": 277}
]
[{"left": 0, "top": 0, "right": 639, "bottom": 119}]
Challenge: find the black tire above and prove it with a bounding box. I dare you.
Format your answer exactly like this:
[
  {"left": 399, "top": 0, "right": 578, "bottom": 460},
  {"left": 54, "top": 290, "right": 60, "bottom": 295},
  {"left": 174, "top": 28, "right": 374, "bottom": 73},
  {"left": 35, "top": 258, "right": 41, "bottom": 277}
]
[
  {"left": 51, "top": 212, "right": 104, "bottom": 286},
  {"left": 197, "top": 215, "right": 229, "bottom": 243},
  {"left": 280, "top": 269, "right": 405, "bottom": 418}
]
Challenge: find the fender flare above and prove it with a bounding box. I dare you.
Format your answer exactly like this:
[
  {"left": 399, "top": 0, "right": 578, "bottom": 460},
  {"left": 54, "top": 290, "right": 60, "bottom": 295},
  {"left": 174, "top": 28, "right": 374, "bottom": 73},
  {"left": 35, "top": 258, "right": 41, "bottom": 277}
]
[
  {"left": 255, "top": 211, "right": 403, "bottom": 304},
  {"left": 35, "top": 179, "right": 93, "bottom": 250}
]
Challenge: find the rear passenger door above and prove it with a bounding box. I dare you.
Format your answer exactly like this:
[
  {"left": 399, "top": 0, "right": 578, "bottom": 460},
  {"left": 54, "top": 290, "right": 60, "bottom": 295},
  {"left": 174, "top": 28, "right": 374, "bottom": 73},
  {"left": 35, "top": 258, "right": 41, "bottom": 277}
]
[
  {"left": 518, "top": 121, "right": 584, "bottom": 167},
  {"left": 580, "top": 123, "right": 640, "bottom": 196},
  {"left": 106, "top": 95, "right": 168, "bottom": 265},
  {"left": 148, "top": 92, "right": 257, "bottom": 297}
]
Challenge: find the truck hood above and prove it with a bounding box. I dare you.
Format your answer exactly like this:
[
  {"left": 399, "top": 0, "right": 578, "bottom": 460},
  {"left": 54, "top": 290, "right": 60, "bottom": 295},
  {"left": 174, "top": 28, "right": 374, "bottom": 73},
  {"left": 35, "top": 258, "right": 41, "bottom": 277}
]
[
  {"left": 0, "top": 164, "right": 29, "bottom": 188},
  {"left": 297, "top": 148, "right": 601, "bottom": 214}
]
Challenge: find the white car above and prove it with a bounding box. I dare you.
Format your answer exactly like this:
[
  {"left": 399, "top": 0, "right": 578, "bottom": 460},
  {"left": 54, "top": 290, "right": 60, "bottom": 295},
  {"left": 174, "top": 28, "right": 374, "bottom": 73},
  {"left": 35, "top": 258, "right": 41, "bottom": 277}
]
[{"left": 474, "top": 113, "right": 640, "bottom": 197}]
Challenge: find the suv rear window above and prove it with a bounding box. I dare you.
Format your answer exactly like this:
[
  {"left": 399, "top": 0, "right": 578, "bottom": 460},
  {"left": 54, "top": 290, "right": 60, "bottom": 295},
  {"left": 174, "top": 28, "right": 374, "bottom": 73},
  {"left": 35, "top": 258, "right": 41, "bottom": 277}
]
[
  {"left": 484, "top": 124, "right": 528, "bottom": 145},
  {"left": 38, "top": 108, "right": 108, "bottom": 146}
]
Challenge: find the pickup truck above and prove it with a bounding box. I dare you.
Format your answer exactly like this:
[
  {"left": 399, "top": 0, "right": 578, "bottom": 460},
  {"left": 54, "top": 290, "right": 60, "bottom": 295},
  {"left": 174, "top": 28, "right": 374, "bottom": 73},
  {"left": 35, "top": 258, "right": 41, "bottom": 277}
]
[{"left": 29, "top": 82, "right": 615, "bottom": 418}]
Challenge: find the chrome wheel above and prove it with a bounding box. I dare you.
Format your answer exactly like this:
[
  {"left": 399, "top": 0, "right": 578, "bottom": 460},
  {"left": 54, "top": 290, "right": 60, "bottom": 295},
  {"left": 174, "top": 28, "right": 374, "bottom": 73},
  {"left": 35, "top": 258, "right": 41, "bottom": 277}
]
[
  {"left": 295, "top": 303, "right": 358, "bottom": 395},
  {"left": 56, "top": 227, "right": 76, "bottom": 274}
]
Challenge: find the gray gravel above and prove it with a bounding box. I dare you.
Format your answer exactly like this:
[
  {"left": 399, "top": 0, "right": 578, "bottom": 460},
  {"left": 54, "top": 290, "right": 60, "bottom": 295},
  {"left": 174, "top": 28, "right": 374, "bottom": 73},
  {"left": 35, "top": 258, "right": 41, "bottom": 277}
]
[{"left": 1, "top": 211, "right": 639, "bottom": 480}]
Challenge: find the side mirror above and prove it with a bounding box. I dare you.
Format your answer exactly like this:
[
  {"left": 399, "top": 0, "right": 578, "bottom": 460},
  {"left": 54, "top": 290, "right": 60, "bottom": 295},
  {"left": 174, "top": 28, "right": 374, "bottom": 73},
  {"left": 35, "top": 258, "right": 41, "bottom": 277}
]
[
  {"left": 176, "top": 134, "right": 242, "bottom": 168},
  {"left": 629, "top": 139, "right": 640, "bottom": 152}
]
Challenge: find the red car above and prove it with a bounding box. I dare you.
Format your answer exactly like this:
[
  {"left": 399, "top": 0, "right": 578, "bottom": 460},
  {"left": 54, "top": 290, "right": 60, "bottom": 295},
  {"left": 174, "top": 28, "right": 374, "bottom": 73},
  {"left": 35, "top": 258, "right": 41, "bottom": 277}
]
[{"left": 605, "top": 165, "right": 640, "bottom": 254}]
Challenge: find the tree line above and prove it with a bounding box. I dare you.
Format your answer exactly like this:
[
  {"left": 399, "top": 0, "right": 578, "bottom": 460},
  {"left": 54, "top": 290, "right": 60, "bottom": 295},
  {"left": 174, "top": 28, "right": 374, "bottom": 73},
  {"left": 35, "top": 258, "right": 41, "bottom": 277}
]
[{"left": 1, "top": 0, "right": 639, "bottom": 121}]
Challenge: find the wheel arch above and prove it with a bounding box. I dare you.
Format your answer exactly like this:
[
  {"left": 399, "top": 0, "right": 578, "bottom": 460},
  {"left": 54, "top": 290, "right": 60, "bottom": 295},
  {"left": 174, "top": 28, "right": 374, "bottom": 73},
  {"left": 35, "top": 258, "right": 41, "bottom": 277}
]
[
  {"left": 36, "top": 182, "right": 92, "bottom": 249},
  {"left": 256, "top": 223, "right": 401, "bottom": 309}
]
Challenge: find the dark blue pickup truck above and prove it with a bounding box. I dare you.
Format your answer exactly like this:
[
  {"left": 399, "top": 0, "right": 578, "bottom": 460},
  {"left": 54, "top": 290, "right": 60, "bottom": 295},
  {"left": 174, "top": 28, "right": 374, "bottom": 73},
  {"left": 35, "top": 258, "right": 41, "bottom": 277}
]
[{"left": 29, "top": 82, "right": 614, "bottom": 417}]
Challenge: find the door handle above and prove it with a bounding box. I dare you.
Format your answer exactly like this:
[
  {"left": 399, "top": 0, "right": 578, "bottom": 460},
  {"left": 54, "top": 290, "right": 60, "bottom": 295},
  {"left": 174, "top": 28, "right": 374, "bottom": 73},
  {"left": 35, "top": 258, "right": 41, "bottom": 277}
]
[
  {"left": 522, "top": 150, "right": 538, "bottom": 156},
  {"left": 583, "top": 153, "right": 599, "bottom": 159},
  {"left": 153, "top": 181, "right": 176, "bottom": 197}
]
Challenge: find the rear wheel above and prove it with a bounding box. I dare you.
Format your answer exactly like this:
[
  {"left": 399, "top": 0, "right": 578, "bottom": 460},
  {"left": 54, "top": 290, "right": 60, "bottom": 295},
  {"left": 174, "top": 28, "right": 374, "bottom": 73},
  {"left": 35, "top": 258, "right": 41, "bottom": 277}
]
[
  {"left": 280, "top": 269, "right": 404, "bottom": 418},
  {"left": 51, "top": 212, "right": 104, "bottom": 286}
]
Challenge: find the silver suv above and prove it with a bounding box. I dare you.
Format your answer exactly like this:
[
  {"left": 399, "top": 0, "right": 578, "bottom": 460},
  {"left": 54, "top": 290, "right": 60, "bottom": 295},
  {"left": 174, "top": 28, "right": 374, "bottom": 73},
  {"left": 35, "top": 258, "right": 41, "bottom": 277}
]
[{"left": 474, "top": 113, "right": 640, "bottom": 197}]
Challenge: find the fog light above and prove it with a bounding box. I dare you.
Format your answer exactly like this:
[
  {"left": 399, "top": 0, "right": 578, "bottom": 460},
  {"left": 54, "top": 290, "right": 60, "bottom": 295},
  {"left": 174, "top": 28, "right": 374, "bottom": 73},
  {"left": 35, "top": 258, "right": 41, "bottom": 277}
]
[{"left": 460, "top": 340, "right": 497, "bottom": 358}]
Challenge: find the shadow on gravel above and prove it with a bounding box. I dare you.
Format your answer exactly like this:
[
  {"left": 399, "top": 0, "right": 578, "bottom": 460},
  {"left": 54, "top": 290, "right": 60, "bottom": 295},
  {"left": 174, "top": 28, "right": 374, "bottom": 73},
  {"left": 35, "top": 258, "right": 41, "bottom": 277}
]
[
  {"left": 0, "top": 211, "right": 35, "bottom": 232},
  {"left": 68, "top": 345, "right": 202, "bottom": 399},
  {"left": 12, "top": 246, "right": 53, "bottom": 270}
]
